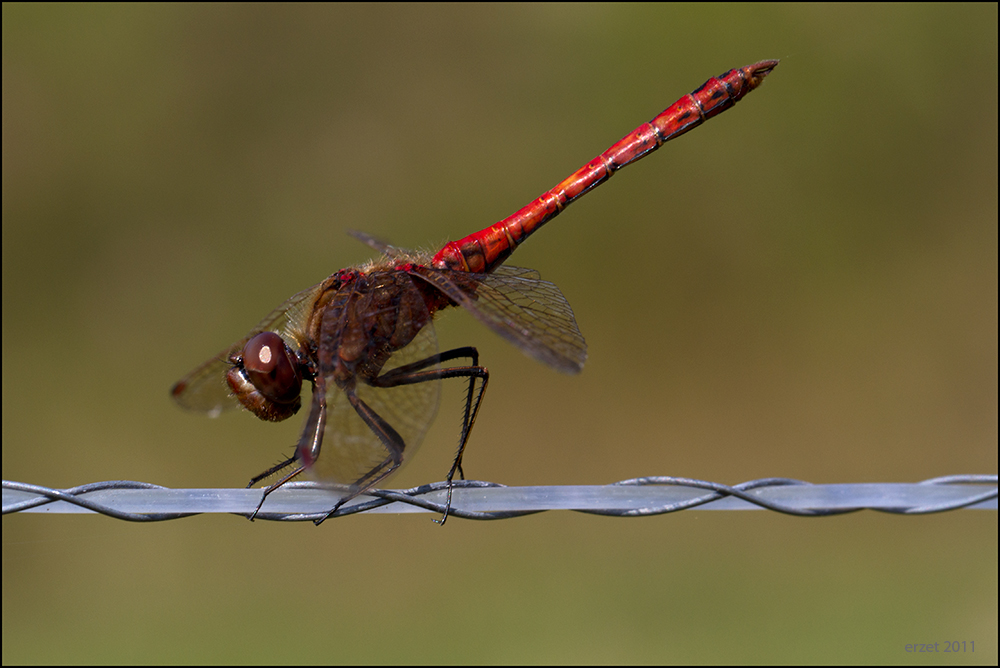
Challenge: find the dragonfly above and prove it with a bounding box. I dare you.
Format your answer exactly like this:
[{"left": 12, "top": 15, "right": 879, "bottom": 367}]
[{"left": 172, "top": 60, "right": 778, "bottom": 524}]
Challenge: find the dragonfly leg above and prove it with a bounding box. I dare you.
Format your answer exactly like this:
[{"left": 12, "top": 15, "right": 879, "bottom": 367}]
[
  {"left": 315, "top": 348, "right": 490, "bottom": 526},
  {"left": 248, "top": 460, "right": 308, "bottom": 521},
  {"left": 248, "top": 376, "right": 327, "bottom": 521},
  {"left": 370, "top": 346, "right": 489, "bottom": 525},
  {"left": 314, "top": 388, "right": 407, "bottom": 525},
  {"left": 246, "top": 454, "right": 298, "bottom": 489}
]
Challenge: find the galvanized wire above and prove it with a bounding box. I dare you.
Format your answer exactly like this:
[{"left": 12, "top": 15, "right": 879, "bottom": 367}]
[{"left": 3, "top": 475, "right": 995, "bottom": 524}]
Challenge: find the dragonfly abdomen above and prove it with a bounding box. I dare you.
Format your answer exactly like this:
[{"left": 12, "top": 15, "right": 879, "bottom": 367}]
[{"left": 431, "top": 60, "right": 778, "bottom": 275}]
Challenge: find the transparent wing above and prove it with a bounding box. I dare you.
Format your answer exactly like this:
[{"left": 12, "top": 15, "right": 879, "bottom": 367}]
[
  {"left": 347, "top": 229, "right": 402, "bottom": 256},
  {"left": 171, "top": 281, "right": 324, "bottom": 416},
  {"left": 307, "top": 313, "right": 441, "bottom": 488},
  {"left": 415, "top": 264, "right": 587, "bottom": 374}
]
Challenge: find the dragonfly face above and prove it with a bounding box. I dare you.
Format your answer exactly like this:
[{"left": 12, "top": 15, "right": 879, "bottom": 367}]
[{"left": 226, "top": 331, "right": 306, "bottom": 422}]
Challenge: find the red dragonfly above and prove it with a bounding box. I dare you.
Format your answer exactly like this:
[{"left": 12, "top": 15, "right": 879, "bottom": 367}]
[{"left": 172, "top": 60, "right": 778, "bottom": 523}]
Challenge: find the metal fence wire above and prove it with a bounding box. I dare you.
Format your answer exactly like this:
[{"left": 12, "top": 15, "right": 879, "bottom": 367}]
[{"left": 3, "top": 475, "right": 996, "bottom": 524}]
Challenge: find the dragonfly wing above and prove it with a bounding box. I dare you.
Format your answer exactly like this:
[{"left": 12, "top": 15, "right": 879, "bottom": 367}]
[
  {"left": 171, "top": 281, "right": 325, "bottom": 415},
  {"left": 308, "top": 315, "right": 441, "bottom": 489},
  {"left": 414, "top": 264, "right": 587, "bottom": 374},
  {"left": 346, "top": 229, "right": 411, "bottom": 260},
  {"left": 170, "top": 354, "right": 235, "bottom": 417},
  {"left": 347, "top": 229, "right": 393, "bottom": 253}
]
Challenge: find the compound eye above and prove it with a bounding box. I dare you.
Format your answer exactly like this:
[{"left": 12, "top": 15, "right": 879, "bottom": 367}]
[{"left": 241, "top": 332, "right": 302, "bottom": 404}]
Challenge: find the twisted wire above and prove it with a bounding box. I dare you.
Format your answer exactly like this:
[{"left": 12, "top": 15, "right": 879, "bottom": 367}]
[{"left": 3, "top": 475, "right": 995, "bottom": 524}]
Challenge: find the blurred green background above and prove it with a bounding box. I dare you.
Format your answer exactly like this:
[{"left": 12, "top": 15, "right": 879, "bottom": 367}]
[{"left": 3, "top": 4, "right": 996, "bottom": 664}]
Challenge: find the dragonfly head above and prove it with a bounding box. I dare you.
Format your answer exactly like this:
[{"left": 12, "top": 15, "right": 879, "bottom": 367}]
[{"left": 227, "top": 331, "right": 303, "bottom": 422}]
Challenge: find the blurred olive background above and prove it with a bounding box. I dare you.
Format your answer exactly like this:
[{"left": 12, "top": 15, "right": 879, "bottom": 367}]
[{"left": 3, "top": 4, "right": 996, "bottom": 664}]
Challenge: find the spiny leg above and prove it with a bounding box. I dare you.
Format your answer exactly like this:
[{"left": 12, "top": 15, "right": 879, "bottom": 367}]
[
  {"left": 246, "top": 454, "right": 298, "bottom": 489},
  {"left": 248, "top": 376, "right": 327, "bottom": 521},
  {"left": 310, "top": 349, "right": 489, "bottom": 526},
  {"left": 248, "top": 460, "right": 308, "bottom": 521},
  {"left": 369, "top": 347, "right": 489, "bottom": 525},
  {"left": 314, "top": 389, "right": 407, "bottom": 525}
]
